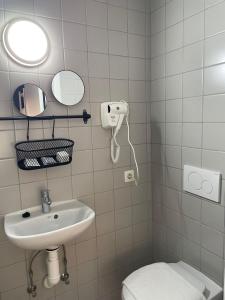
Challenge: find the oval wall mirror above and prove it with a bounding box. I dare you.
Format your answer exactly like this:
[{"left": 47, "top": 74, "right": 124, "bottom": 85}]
[
  {"left": 13, "top": 84, "right": 47, "bottom": 117},
  {"left": 51, "top": 71, "right": 85, "bottom": 106}
]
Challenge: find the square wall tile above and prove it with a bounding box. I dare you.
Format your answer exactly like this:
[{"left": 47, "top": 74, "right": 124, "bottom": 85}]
[
  {"left": 88, "top": 53, "right": 109, "bottom": 78},
  {"left": 0, "top": 262, "right": 27, "bottom": 292},
  {"left": 184, "top": 0, "right": 204, "bottom": 18},
  {"left": 151, "top": 55, "right": 165, "bottom": 80},
  {"left": 182, "top": 239, "right": 201, "bottom": 269},
  {"left": 204, "top": 64, "right": 225, "bottom": 95},
  {"left": 128, "top": 34, "right": 146, "bottom": 58},
  {"left": 205, "top": 1, "right": 225, "bottom": 37},
  {"left": 205, "top": 0, "right": 224, "bottom": 8},
  {"left": 151, "top": 31, "right": 165, "bottom": 58},
  {"left": 182, "top": 123, "right": 202, "bottom": 148},
  {"left": 128, "top": 0, "right": 146, "bottom": 12},
  {"left": 182, "top": 193, "right": 201, "bottom": 221},
  {"left": 201, "top": 200, "right": 224, "bottom": 232},
  {"left": 63, "top": 22, "right": 87, "bottom": 51},
  {"left": 203, "top": 123, "right": 225, "bottom": 151},
  {"left": 182, "top": 147, "right": 202, "bottom": 167},
  {"left": 201, "top": 249, "right": 223, "bottom": 284},
  {"left": 151, "top": 0, "right": 165, "bottom": 12},
  {"left": 205, "top": 32, "right": 225, "bottom": 67},
  {"left": 0, "top": 185, "right": 21, "bottom": 214},
  {"left": 183, "top": 97, "right": 202, "bottom": 122},
  {"left": 0, "top": 159, "right": 19, "bottom": 188},
  {"left": 166, "top": 123, "right": 182, "bottom": 146},
  {"left": 62, "top": 0, "right": 86, "bottom": 23},
  {"left": 166, "top": 100, "right": 182, "bottom": 123},
  {"left": 151, "top": 6, "right": 165, "bottom": 34},
  {"left": 5, "top": 0, "right": 34, "bottom": 13},
  {"left": 166, "top": 49, "right": 183, "bottom": 76},
  {"left": 129, "top": 58, "right": 146, "bottom": 80},
  {"left": 183, "top": 70, "right": 203, "bottom": 98},
  {"left": 202, "top": 150, "right": 225, "bottom": 179},
  {"left": 87, "top": 27, "right": 108, "bottom": 54},
  {"left": 94, "top": 170, "right": 113, "bottom": 193},
  {"left": 203, "top": 94, "right": 225, "bottom": 122},
  {"left": 166, "top": 22, "right": 183, "bottom": 52},
  {"left": 108, "top": 5, "right": 127, "bottom": 32},
  {"left": 64, "top": 49, "right": 88, "bottom": 77},
  {"left": 128, "top": 10, "right": 146, "bottom": 35},
  {"left": 150, "top": 101, "right": 165, "bottom": 123},
  {"left": 166, "top": 75, "right": 182, "bottom": 100},
  {"left": 35, "top": 0, "right": 61, "bottom": 18},
  {"left": 73, "top": 173, "right": 94, "bottom": 197},
  {"left": 183, "top": 42, "right": 203, "bottom": 72},
  {"left": 166, "top": 0, "right": 183, "bottom": 27},
  {"left": 110, "top": 56, "right": 128, "bottom": 80},
  {"left": 151, "top": 78, "right": 166, "bottom": 101},
  {"left": 110, "top": 31, "right": 128, "bottom": 56},
  {"left": 184, "top": 12, "right": 204, "bottom": 46},
  {"left": 86, "top": 0, "right": 107, "bottom": 28}
]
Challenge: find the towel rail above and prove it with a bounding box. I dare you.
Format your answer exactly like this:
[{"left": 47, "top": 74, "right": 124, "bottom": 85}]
[{"left": 0, "top": 109, "right": 91, "bottom": 124}]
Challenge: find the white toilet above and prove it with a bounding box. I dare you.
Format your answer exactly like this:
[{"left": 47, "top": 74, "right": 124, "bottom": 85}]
[{"left": 122, "top": 261, "right": 223, "bottom": 300}]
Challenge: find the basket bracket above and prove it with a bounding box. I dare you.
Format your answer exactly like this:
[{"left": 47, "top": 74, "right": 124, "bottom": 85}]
[{"left": 27, "top": 119, "right": 30, "bottom": 141}]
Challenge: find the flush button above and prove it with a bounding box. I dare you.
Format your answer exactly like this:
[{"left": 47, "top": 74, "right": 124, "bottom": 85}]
[
  {"left": 188, "top": 172, "right": 202, "bottom": 190},
  {"left": 202, "top": 180, "right": 213, "bottom": 194}
]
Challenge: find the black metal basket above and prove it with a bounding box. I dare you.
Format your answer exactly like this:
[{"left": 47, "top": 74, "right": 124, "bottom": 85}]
[{"left": 15, "top": 138, "right": 74, "bottom": 170}]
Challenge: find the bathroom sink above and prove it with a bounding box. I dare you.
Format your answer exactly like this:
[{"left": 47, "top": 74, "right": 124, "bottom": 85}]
[{"left": 4, "top": 200, "right": 95, "bottom": 250}]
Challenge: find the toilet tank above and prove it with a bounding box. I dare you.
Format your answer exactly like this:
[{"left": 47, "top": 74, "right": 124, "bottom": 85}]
[
  {"left": 122, "top": 261, "right": 223, "bottom": 300},
  {"left": 169, "top": 262, "right": 223, "bottom": 300}
]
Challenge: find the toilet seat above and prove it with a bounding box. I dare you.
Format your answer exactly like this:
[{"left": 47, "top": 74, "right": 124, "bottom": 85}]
[{"left": 122, "top": 261, "right": 223, "bottom": 300}]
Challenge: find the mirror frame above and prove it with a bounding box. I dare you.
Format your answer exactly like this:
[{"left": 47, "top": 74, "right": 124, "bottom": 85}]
[{"left": 51, "top": 70, "right": 85, "bottom": 106}]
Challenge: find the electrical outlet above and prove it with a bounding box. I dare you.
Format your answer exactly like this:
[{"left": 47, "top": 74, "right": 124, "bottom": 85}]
[{"left": 124, "top": 170, "right": 135, "bottom": 183}]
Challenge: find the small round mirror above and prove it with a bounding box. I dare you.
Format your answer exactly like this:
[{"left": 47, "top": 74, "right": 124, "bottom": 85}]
[
  {"left": 13, "top": 84, "right": 47, "bottom": 117},
  {"left": 52, "top": 71, "right": 85, "bottom": 106}
]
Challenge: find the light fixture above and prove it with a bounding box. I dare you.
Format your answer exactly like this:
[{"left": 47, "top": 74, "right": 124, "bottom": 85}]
[{"left": 2, "top": 18, "right": 50, "bottom": 67}]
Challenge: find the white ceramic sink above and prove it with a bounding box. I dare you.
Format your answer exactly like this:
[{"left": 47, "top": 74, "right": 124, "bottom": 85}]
[{"left": 4, "top": 200, "right": 95, "bottom": 250}]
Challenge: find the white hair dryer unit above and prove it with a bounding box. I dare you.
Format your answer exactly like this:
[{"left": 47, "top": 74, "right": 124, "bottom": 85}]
[{"left": 101, "top": 101, "right": 139, "bottom": 185}]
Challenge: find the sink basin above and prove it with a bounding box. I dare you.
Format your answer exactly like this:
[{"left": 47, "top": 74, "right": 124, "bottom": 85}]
[{"left": 4, "top": 200, "right": 95, "bottom": 250}]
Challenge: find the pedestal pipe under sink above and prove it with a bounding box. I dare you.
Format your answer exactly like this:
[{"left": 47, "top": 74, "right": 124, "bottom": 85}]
[
  {"left": 43, "top": 247, "right": 61, "bottom": 288},
  {"left": 27, "top": 245, "right": 70, "bottom": 297}
]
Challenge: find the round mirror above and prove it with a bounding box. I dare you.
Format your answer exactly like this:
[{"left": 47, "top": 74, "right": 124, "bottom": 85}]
[
  {"left": 2, "top": 18, "right": 50, "bottom": 67},
  {"left": 52, "top": 71, "right": 85, "bottom": 106},
  {"left": 13, "top": 84, "right": 47, "bottom": 117}
]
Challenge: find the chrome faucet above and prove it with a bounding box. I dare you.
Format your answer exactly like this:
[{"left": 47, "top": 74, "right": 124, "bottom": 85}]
[{"left": 41, "top": 190, "right": 52, "bottom": 213}]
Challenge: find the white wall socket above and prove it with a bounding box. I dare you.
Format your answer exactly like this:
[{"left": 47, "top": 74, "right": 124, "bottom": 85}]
[{"left": 124, "top": 170, "right": 135, "bottom": 183}]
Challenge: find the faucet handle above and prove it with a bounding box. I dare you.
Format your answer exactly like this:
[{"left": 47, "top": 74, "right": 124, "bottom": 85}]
[
  {"left": 41, "top": 189, "right": 52, "bottom": 205},
  {"left": 41, "top": 189, "right": 50, "bottom": 196}
]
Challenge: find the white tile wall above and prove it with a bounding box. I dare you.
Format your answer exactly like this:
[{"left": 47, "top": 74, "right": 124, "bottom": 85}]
[
  {"left": 4, "top": 0, "right": 225, "bottom": 296},
  {"left": 150, "top": 0, "right": 225, "bottom": 286},
  {"left": 0, "top": 0, "right": 152, "bottom": 299}
]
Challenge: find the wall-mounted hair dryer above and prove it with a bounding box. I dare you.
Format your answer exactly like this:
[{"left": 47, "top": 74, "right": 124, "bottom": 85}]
[{"left": 101, "top": 101, "right": 139, "bottom": 185}]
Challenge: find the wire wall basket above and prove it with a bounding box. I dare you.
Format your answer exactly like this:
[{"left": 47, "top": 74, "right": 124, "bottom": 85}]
[{"left": 15, "top": 138, "right": 74, "bottom": 170}]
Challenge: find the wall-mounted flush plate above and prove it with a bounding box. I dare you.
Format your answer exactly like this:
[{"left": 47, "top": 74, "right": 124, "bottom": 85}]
[
  {"left": 124, "top": 170, "right": 135, "bottom": 183},
  {"left": 183, "top": 165, "right": 221, "bottom": 203}
]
